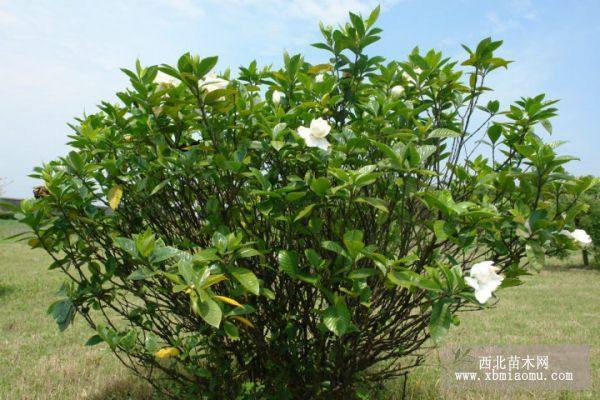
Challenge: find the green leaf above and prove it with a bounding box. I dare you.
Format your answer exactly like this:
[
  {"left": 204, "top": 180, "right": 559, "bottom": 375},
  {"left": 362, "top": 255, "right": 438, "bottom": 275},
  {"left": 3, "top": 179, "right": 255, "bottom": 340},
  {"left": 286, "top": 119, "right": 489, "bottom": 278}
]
[
  {"left": 177, "top": 261, "right": 196, "bottom": 284},
  {"left": 310, "top": 177, "right": 330, "bottom": 196},
  {"left": 416, "top": 145, "right": 436, "bottom": 162},
  {"left": 47, "top": 298, "right": 76, "bottom": 331},
  {"left": 230, "top": 267, "right": 260, "bottom": 295},
  {"left": 406, "top": 143, "right": 420, "bottom": 167},
  {"left": 348, "top": 268, "right": 377, "bottom": 280},
  {"left": 277, "top": 250, "right": 318, "bottom": 283},
  {"left": 311, "top": 42, "right": 331, "bottom": 51},
  {"left": 236, "top": 248, "right": 261, "bottom": 259},
  {"left": 197, "top": 56, "right": 218, "bottom": 78},
  {"left": 223, "top": 321, "right": 240, "bottom": 339},
  {"left": 433, "top": 220, "right": 447, "bottom": 242},
  {"left": 128, "top": 267, "right": 155, "bottom": 281},
  {"left": 429, "top": 128, "right": 461, "bottom": 138},
  {"left": 67, "top": 151, "right": 84, "bottom": 171},
  {"left": 151, "top": 246, "right": 180, "bottom": 263},
  {"left": 119, "top": 329, "right": 137, "bottom": 351},
  {"left": 487, "top": 124, "right": 502, "bottom": 144},
  {"left": 322, "top": 299, "right": 354, "bottom": 337},
  {"left": 204, "top": 88, "right": 236, "bottom": 104},
  {"left": 366, "top": 5, "right": 380, "bottom": 28},
  {"left": 540, "top": 119, "right": 552, "bottom": 134},
  {"left": 114, "top": 237, "right": 138, "bottom": 257},
  {"left": 296, "top": 272, "right": 319, "bottom": 284},
  {"left": 193, "top": 248, "right": 220, "bottom": 264},
  {"left": 343, "top": 230, "right": 365, "bottom": 257},
  {"left": 500, "top": 277, "right": 523, "bottom": 288},
  {"left": 212, "top": 232, "right": 228, "bottom": 254},
  {"left": 197, "top": 297, "right": 222, "bottom": 328},
  {"left": 526, "top": 242, "right": 545, "bottom": 271},
  {"left": 85, "top": 334, "right": 103, "bottom": 346},
  {"left": 305, "top": 249, "right": 323, "bottom": 268},
  {"left": 135, "top": 229, "right": 156, "bottom": 258},
  {"left": 272, "top": 122, "right": 287, "bottom": 139},
  {"left": 429, "top": 300, "right": 451, "bottom": 343},
  {"left": 387, "top": 270, "right": 415, "bottom": 288},
  {"left": 373, "top": 141, "right": 404, "bottom": 169},
  {"left": 278, "top": 250, "right": 298, "bottom": 275},
  {"left": 286, "top": 191, "right": 306, "bottom": 202},
  {"left": 294, "top": 204, "right": 316, "bottom": 222},
  {"left": 388, "top": 270, "right": 443, "bottom": 292},
  {"left": 150, "top": 180, "right": 169, "bottom": 195},
  {"left": 321, "top": 240, "right": 347, "bottom": 257},
  {"left": 355, "top": 197, "right": 389, "bottom": 213},
  {"left": 144, "top": 332, "right": 158, "bottom": 352}
]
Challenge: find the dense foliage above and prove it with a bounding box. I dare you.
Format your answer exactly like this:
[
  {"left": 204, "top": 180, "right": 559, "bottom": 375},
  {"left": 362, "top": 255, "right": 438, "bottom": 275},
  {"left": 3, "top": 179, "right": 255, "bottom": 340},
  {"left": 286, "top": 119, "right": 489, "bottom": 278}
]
[{"left": 15, "top": 8, "right": 594, "bottom": 399}]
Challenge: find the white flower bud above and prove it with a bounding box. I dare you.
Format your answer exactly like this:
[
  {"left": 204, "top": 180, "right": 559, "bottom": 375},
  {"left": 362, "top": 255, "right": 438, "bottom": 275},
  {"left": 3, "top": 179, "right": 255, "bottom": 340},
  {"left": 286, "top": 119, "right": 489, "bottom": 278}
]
[
  {"left": 390, "top": 85, "right": 404, "bottom": 98},
  {"left": 272, "top": 90, "right": 284, "bottom": 105}
]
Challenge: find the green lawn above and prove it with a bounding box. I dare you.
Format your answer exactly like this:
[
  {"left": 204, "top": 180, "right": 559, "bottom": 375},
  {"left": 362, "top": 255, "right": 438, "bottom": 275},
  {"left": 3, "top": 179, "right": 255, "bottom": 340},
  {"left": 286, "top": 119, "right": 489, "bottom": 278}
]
[
  {"left": 0, "top": 220, "right": 151, "bottom": 399},
  {"left": 0, "top": 219, "right": 598, "bottom": 399}
]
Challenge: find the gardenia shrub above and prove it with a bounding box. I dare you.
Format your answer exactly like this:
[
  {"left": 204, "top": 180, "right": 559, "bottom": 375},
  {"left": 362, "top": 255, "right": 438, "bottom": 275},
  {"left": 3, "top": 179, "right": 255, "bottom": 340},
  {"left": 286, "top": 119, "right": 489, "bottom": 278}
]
[{"left": 16, "top": 7, "right": 596, "bottom": 399}]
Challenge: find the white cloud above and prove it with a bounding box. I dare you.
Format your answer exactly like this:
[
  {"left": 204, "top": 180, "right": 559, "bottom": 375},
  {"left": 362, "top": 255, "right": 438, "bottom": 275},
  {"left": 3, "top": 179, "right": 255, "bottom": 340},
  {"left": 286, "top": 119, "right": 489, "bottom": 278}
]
[
  {"left": 268, "top": 0, "right": 399, "bottom": 25},
  {"left": 205, "top": 0, "right": 400, "bottom": 24},
  {"left": 509, "top": 0, "right": 538, "bottom": 20},
  {"left": 486, "top": 0, "right": 538, "bottom": 33},
  {"left": 154, "top": 0, "right": 205, "bottom": 17},
  {"left": 150, "top": 0, "right": 400, "bottom": 24}
]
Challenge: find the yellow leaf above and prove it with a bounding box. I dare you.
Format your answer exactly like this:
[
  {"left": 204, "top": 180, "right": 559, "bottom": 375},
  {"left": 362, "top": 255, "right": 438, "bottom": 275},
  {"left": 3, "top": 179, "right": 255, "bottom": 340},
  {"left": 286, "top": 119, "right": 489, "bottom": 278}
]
[
  {"left": 108, "top": 185, "right": 123, "bottom": 210},
  {"left": 213, "top": 295, "right": 243, "bottom": 308},
  {"left": 231, "top": 316, "right": 255, "bottom": 329},
  {"left": 155, "top": 347, "right": 180, "bottom": 359},
  {"left": 184, "top": 285, "right": 195, "bottom": 294},
  {"left": 307, "top": 63, "right": 333, "bottom": 74},
  {"left": 201, "top": 274, "right": 228, "bottom": 288}
]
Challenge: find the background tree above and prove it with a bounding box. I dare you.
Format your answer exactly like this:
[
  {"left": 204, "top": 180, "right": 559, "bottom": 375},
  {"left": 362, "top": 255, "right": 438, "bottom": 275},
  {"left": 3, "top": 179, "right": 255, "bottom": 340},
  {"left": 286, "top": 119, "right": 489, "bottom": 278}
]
[{"left": 578, "top": 177, "right": 600, "bottom": 266}]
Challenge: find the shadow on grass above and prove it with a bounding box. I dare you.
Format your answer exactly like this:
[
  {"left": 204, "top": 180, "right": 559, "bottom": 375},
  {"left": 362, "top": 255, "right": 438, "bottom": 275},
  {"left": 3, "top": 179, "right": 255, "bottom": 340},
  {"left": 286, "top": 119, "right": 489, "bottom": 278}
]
[
  {"left": 382, "top": 368, "right": 443, "bottom": 400},
  {"left": 544, "top": 252, "right": 599, "bottom": 272},
  {"left": 87, "top": 378, "right": 153, "bottom": 400},
  {"left": 544, "top": 261, "right": 599, "bottom": 272},
  {"left": 0, "top": 284, "right": 16, "bottom": 298}
]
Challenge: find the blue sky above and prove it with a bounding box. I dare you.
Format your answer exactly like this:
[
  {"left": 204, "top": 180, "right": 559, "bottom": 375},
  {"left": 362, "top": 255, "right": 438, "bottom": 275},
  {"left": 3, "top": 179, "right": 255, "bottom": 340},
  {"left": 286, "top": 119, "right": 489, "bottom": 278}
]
[{"left": 1, "top": 0, "right": 598, "bottom": 198}]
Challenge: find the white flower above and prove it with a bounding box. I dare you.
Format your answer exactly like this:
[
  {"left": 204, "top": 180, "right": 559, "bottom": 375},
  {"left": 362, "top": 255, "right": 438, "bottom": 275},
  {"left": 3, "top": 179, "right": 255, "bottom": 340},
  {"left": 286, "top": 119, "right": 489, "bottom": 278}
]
[
  {"left": 402, "top": 67, "right": 422, "bottom": 84},
  {"left": 390, "top": 85, "right": 404, "bottom": 98},
  {"left": 561, "top": 229, "right": 592, "bottom": 246},
  {"left": 200, "top": 73, "right": 229, "bottom": 93},
  {"left": 465, "top": 261, "right": 504, "bottom": 304},
  {"left": 309, "top": 117, "right": 331, "bottom": 138},
  {"left": 297, "top": 117, "right": 331, "bottom": 151},
  {"left": 272, "top": 90, "right": 284, "bottom": 105},
  {"left": 154, "top": 71, "right": 179, "bottom": 87},
  {"left": 190, "top": 131, "right": 202, "bottom": 141},
  {"left": 315, "top": 73, "right": 324, "bottom": 83}
]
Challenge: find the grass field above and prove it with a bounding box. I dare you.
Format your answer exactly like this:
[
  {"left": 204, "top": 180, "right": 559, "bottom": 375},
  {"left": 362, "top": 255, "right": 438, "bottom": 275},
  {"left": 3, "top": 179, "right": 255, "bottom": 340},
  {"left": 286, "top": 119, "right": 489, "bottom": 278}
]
[{"left": 0, "top": 219, "right": 598, "bottom": 399}]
